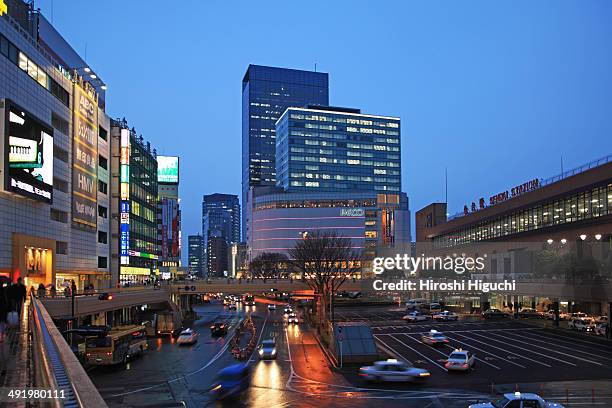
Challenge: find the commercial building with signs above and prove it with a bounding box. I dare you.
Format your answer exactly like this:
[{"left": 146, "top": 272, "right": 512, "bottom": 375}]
[
  {"left": 275, "top": 106, "right": 401, "bottom": 193},
  {"left": 0, "top": 3, "right": 110, "bottom": 290},
  {"left": 187, "top": 234, "right": 203, "bottom": 276},
  {"left": 242, "top": 64, "right": 329, "bottom": 238},
  {"left": 110, "top": 119, "right": 160, "bottom": 284},
  {"left": 415, "top": 156, "right": 612, "bottom": 315},
  {"left": 248, "top": 188, "right": 411, "bottom": 276},
  {"left": 202, "top": 193, "right": 239, "bottom": 277},
  {"left": 157, "top": 156, "right": 181, "bottom": 278}
]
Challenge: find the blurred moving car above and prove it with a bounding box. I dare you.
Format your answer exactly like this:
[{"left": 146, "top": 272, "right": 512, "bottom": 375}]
[
  {"left": 568, "top": 317, "right": 594, "bottom": 331},
  {"left": 287, "top": 313, "right": 299, "bottom": 324},
  {"left": 421, "top": 330, "right": 449, "bottom": 346},
  {"left": 445, "top": 349, "right": 475, "bottom": 371},
  {"left": 210, "top": 322, "right": 228, "bottom": 336},
  {"left": 468, "top": 391, "right": 565, "bottom": 407},
  {"left": 209, "top": 364, "right": 250, "bottom": 400},
  {"left": 257, "top": 339, "right": 277, "bottom": 359},
  {"left": 177, "top": 328, "right": 198, "bottom": 345},
  {"left": 402, "top": 310, "right": 428, "bottom": 322},
  {"left": 432, "top": 311, "right": 458, "bottom": 321},
  {"left": 516, "top": 308, "right": 541, "bottom": 319},
  {"left": 267, "top": 304, "right": 277, "bottom": 311},
  {"left": 482, "top": 309, "right": 510, "bottom": 319},
  {"left": 283, "top": 307, "right": 293, "bottom": 315},
  {"left": 359, "top": 359, "right": 430, "bottom": 382}
]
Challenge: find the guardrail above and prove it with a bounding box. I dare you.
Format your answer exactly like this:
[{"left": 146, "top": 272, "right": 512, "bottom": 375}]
[{"left": 30, "top": 296, "right": 108, "bottom": 408}]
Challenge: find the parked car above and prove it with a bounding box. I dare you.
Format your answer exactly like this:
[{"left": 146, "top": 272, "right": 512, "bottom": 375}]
[
  {"left": 482, "top": 309, "right": 510, "bottom": 319},
  {"left": 468, "top": 391, "right": 565, "bottom": 408},
  {"left": 445, "top": 349, "right": 475, "bottom": 371},
  {"left": 359, "top": 359, "right": 430, "bottom": 382},
  {"left": 594, "top": 322, "right": 608, "bottom": 336},
  {"left": 177, "top": 328, "right": 198, "bottom": 345},
  {"left": 405, "top": 298, "right": 427, "bottom": 310},
  {"left": 210, "top": 322, "right": 228, "bottom": 336},
  {"left": 432, "top": 311, "right": 459, "bottom": 321},
  {"left": 568, "top": 317, "right": 594, "bottom": 331}
]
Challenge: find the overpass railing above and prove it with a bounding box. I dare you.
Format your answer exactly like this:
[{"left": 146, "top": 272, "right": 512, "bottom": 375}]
[{"left": 30, "top": 295, "right": 108, "bottom": 408}]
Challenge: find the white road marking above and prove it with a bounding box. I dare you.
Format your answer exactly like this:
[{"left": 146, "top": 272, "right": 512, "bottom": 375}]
[
  {"left": 442, "top": 333, "right": 527, "bottom": 368},
  {"left": 375, "top": 334, "right": 448, "bottom": 372}
]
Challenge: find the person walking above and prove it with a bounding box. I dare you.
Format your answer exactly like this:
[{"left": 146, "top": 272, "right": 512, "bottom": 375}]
[
  {"left": 15, "top": 278, "right": 26, "bottom": 313},
  {"left": 37, "top": 283, "right": 46, "bottom": 298},
  {"left": 71, "top": 280, "right": 77, "bottom": 296},
  {"left": 50, "top": 285, "right": 57, "bottom": 298},
  {"left": 0, "top": 284, "right": 8, "bottom": 342}
]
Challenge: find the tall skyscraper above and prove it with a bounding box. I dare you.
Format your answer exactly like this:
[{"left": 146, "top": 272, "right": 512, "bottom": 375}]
[
  {"left": 275, "top": 105, "right": 401, "bottom": 193},
  {"left": 187, "top": 235, "right": 204, "bottom": 276},
  {"left": 242, "top": 64, "right": 329, "bottom": 238},
  {"left": 202, "top": 193, "right": 240, "bottom": 276}
]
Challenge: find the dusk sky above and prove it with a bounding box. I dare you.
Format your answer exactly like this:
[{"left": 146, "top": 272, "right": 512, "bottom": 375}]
[{"left": 39, "top": 0, "right": 612, "bottom": 255}]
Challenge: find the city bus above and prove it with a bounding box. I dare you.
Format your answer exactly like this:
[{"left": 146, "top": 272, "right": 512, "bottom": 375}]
[{"left": 85, "top": 325, "right": 148, "bottom": 365}]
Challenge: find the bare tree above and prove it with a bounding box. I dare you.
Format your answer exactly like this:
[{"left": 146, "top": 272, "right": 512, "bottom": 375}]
[
  {"left": 288, "top": 231, "right": 361, "bottom": 327},
  {"left": 249, "top": 252, "right": 289, "bottom": 282}
]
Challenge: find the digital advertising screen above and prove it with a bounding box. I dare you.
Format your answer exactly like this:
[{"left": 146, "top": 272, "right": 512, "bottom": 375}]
[
  {"left": 2, "top": 100, "right": 54, "bottom": 203},
  {"left": 157, "top": 155, "right": 179, "bottom": 183}
]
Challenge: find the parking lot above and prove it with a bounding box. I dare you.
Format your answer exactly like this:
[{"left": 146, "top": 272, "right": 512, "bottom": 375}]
[{"left": 336, "top": 307, "right": 612, "bottom": 392}]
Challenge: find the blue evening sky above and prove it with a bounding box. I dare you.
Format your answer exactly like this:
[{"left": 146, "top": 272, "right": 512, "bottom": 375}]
[{"left": 39, "top": 1, "right": 612, "bottom": 248}]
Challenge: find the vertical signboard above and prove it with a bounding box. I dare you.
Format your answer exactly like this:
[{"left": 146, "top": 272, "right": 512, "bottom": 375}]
[
  {"left": 120, "top": 128, "right": 130, "bottom": 265},
  {"left": 72, "top": 83, "right": 98, "bottom": 229},
  {"left": 161, "top": 198, "right": 169, "bottom": 259}
]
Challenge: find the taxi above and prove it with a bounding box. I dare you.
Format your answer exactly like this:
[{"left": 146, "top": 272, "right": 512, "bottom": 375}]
[
  {"left": 359, "top": 359, "right": 430, "bottom": 383},
  {"left": 445, "top": 348, "right": 475, "bottom": 371},
  {"left": 421, "top": 330, "right": 449, "bottom": 346},
  {"left": 468, "top": 391, "right": 565, "bottom": 407}
]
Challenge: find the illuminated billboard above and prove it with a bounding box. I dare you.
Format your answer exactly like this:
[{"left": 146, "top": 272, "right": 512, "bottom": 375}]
[
  {"left": 120, "top": 128, "right": 130, "bottom": 265},
  {"left": 2, "top": 100, "right": 54, "bottom": 203},
  {"left": 157, "top": 156, "right": 179, "bottom": 184},
  {"left": 72, "top": 83, "right": 98, "bottom": 229}
]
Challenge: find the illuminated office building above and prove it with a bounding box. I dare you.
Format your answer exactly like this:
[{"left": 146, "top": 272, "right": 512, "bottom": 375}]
[{"left": 242, "top": 64, "right": 329, "bottom": 239}]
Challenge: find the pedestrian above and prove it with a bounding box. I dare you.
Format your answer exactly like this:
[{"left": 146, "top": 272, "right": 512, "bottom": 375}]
[
  {"left": 15, "top": 278, "right": 26, "bottom": 313},
  {"left": 64, "top": 285, "right": 71, "bottom": 298},
  {"left": 50, "top": 285, "right": 57, "bottom": 297},
  {"left": 0, "top": 284, "right": 8, "bottom": 342},
  {"left": 37, "top": 283, "right": 46, "bottom": 298},
  {"left": 71, "top": 280, "right": 77, "bottom": 296},
  {"left": 6, "top": 282, "right": 17, "bottom": 312}
]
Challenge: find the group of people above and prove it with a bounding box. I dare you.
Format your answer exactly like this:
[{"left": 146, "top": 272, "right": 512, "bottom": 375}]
[
  {"left": 36, "top": 280, "right": 78, "bottom": 298},
  {"left": 0, "top": 277, "right": 27, "bottom": 342}
]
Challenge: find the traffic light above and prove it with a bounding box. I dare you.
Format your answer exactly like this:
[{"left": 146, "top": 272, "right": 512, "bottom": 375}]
[{"left": 98, "top": 293, "right": 113, "bottom": 301}]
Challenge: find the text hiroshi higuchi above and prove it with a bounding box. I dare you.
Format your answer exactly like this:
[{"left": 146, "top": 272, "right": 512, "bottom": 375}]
[{"left": 372, "top": 279, "right": 517, "bottom": 293}]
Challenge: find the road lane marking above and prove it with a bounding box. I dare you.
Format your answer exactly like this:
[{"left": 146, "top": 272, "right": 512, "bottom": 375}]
[
  {"left": 466, "top": 331, "right": 577, "bottom": 366},
  {"left": 375, "top": 334, "right": 448, "bottom": 372},
  {"left": 485, "top": 330, "right": 604, "bottom": 366},
  {"left": 442, "top": 333, "right": 527, "bottom": 368},
  {"left": 521, "top": 329, "right": 612, "bottom": 352},
  {"left": 402, "top": 334, "right": 501, "bottom": 370},
  {"left": 449, "top": 332, "right": 552, "bottom": 367}
]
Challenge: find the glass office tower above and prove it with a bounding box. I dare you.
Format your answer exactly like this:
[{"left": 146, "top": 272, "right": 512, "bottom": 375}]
[
  {"left": 275, "top": 106, "right": 401, "bottom": 193},
  {"left": 241, "top": 65, "right": 329, "bottom": 238}
]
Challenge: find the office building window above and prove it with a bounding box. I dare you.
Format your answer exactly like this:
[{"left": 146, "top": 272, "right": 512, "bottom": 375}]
[
  {"left": 50, "top": 209, "right": 68, "bottom": 223},
  {"left": 98, "top": 256, "right": 107, "bottom": 268},
  {"left": 56, "top": 241, "right": 68, "bottom": 255},
  {"left": 98, "top": 231, "right": 108, "bottom": 244},
  {"left": 99, "top": 126, "right": 108, "bottom": 141},
  {"left": 98, "top": 180, "right": 107, "bottom": 194},
  {"left": 98, "top": 205, "right": 108, "bottom": 219},
  {"left": 99, "top": 155, "right": 108, "bottom": 170}
]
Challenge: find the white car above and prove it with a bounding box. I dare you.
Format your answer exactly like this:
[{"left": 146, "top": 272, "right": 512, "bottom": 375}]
[
  {"left": 287, "top": 313, "right": 299, "bottom": 324},
  {"left": 359, "top": 359, "right": 430, "bottom": 382},
  {"left": 469, "top": 391, "right": 565, "bottom": 407},
  {"left": 267, "top": 304, "right": 277, "bottom": 311},
  {"left": 421, "top": 330, "right": 449, "bottom": 346},
  {"left": 403, "top": 311, "right": 429, "bottom": 322},
  {"left": 445, "top": 349, "right": 475, "bottom": 371},
  {"left": 433, "top": 311, "right": 459, "bottom": 321},
  {"left": 568, "top": 317, "right": 593, "bottom": 331},
  {"left": 594, "top": 322, "right": 607, "bottom": 336},
  {"left": 176, "top": 329, "right": 198, "bottom": 345}
]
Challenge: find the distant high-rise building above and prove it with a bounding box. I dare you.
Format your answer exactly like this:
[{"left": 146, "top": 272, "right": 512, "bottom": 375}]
[
  {"left": 206, "top": 236, "right": 228, "bottom": 278},
  {"left": 275, "top": 105, "right": 401, "bottom": 193},
  {"left": 202, "top": 193, "right": 240, "bottom": 276},
  {"left": 187, "top": 235, "right": 204, "bottom": 276},
  {"left": 242, "top": 64, "right": 329, "bottom": 238}
]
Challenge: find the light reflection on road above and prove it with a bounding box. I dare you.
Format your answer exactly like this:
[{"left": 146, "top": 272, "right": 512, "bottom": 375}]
[{"left": 250, "top": 360, "right": 284, "bottom": 406}]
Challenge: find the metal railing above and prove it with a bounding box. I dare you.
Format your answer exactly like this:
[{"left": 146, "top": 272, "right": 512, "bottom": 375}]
[{"left": 29, "top": 296, "right": 108, "bottom": 408}]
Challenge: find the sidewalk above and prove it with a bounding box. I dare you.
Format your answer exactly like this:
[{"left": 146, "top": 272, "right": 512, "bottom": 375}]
[{"left": 0, "top": 300, "right": 29, "bottom": 406}]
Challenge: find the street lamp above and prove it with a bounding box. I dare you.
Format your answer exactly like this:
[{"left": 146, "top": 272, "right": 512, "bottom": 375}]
[
  {"left": 595, "top": 234, "right": 602, "bottom": 241},
  {"left": 579, "top": 234, "right": 587, "bottom": 241}
]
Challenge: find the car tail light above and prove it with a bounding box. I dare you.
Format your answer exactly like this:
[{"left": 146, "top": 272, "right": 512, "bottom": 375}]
[
  {"left": 443, "top": 340, "right": 449, "bottom": 343},
  {"left": 445, "top": 362, "right": 451, "bottom": 368},
  {"left": 462, "top": 363, "right": 468, "bottom": 368},
  {"left": 106, "top": 352, "right": 112, "bottom": 356}
]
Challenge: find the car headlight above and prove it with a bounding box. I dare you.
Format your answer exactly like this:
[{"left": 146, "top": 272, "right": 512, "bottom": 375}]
[
  {"left": 271, "top": 349, "right": 276, "bottom": 355},
  {"left": 258, "top": 349, "right": 264, "bottom": 356},
  {"left": 419, "top": 372, "right": 430, "bottom": 377},
  {"left": 211, "top": 384, "right": 222, "bottom": 391}
]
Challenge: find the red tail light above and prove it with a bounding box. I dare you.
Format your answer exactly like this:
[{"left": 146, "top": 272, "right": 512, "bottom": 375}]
[
  {"left": 106, "top": 352, "right": 112, "bottom": 356},
  {"left": 445, "top": 362, "right": 451, "bottom": 368},
  {"left": 462, "top": 363, "right": 468, "bottom": 368}
]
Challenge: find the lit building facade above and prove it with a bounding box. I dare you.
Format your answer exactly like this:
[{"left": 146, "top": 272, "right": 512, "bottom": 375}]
[
  {"left": 187, "top": 234, "right": 203, "bottom": 276},
  {"left": 0, "top": 4, "right": 110, "bottom": 291},
  {"left": 110, "top": 119, "right": 159, "bottom": 284},
  {"left": 202, "top": 193, "right": 239, "bottom": 277},
  {"left": 242, "top": 64, "right": 329, "bottom": 238},
  {"left": 157, "top": 156, "right": 181, "bottom": 273},
  {"left": 276, "top": 106, "right": 401, "bottom": 193},
  {"left": 248, "top": 188, "right": 411, "bottom": 276}
]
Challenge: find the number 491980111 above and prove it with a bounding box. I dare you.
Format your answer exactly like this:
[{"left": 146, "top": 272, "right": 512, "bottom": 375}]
[{"left": 7, "top": 389, "right": 66, "bottom": 399}]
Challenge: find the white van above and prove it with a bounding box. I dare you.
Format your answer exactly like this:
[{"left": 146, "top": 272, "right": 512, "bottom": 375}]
[{"left": 405, "top": 298, "right": 427, "bottom": 310}]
